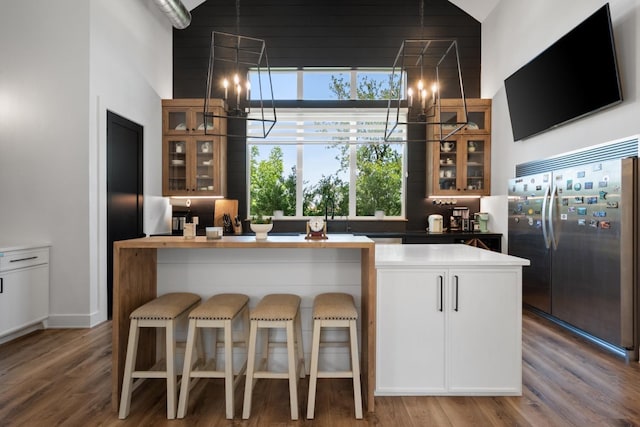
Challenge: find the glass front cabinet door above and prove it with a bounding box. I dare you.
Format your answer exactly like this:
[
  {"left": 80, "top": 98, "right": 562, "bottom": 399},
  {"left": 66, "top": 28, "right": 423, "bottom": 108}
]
[
  {"left": 428, "top": 135, "right": 491, "bottom": 196},
  {"left": 427, "top": 98, "right": 491, "bottom": 197},
  {"left": 163, "top": 136, "right": 226, "bottom": 196},
  {"left": 162, "top": 99, "right": 220, "bottom": 135}
]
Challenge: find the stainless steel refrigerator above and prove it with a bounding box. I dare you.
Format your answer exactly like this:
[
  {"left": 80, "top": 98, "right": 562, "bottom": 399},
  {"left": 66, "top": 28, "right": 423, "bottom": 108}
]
[{"left": 508, "top": 157, "right": 637, "bottom": 354}]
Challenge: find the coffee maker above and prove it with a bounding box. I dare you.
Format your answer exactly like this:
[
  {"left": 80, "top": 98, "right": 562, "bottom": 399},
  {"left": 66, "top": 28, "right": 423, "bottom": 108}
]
[{"left": 450, "top": 207, "right": 469, "bottom": 231}]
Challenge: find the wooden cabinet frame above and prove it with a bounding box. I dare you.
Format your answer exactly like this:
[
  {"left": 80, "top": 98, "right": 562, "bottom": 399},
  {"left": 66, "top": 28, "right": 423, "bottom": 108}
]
[
  {"left": 427, "top": 98, "right": 491, "bottom": 197},
  {"left": 162, "top": 99, "right": 227, "bottom": 197}
]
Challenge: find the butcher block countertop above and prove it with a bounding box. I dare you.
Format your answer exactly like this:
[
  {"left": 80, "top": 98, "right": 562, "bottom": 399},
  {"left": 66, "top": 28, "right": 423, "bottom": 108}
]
[{"left": 114, "top": 234, "right": 374, "bottom": 249}]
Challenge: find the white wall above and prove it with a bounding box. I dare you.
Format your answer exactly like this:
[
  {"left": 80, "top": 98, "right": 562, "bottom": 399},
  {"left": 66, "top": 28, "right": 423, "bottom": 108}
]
[
  {"left": 89, "top": 0, "right": 173, "bottom": 325},
  {"left": 0, "top": 1, "right": 91, "bottom": 326},
  {"left": 482, "top": 0, "right": 640, "bottom": 194},
  {"left": 481, "top": 0, "right": 639, "bottom": 248},
  {"left": 0, "top": 0, "right": 173, "bottom": 328}
]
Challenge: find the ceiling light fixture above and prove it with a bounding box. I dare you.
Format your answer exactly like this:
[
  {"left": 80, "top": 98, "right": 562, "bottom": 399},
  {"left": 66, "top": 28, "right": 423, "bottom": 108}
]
[
  {"left": 203, "top": 0, "right": 276, "bottom": 138},
  {"left": 385, "top": 0, "right": 467, "bottom": 142}
]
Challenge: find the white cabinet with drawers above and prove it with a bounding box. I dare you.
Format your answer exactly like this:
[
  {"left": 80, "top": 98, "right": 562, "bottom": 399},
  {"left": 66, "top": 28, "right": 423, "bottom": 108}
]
[{"left": 0, "top": 245, "right": 50, "bottom": 343}]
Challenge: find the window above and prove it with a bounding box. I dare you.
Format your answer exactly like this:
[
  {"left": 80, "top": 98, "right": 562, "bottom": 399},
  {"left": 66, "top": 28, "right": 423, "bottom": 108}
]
[{"left": 247, "top": 69, "right": 406, "bottom": 219}]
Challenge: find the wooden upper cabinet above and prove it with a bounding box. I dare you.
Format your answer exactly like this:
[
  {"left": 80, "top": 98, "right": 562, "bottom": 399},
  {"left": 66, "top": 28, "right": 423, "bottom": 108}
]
[
  {"left": 162, "top": 99, "right": 227, "bottom": 197},
  {"left": 437, "top": 98, "right": 491, "bottom": 135},
  {"left": 162, "top": 98, "right": 224, "bottom": 135},
  {"left": 426, "top": 99, "right": 491, "bottom": 197}
]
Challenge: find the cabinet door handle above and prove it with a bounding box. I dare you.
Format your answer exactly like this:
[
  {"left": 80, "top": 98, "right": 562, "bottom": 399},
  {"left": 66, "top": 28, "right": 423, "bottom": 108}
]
[
  {"left": 438, "top": 275, "right": 444, "bottom": 312},
  {"left": 1, "top": 277, "right": 3, "bottom": 293},
  {"left": 453, "top": 275, "right": 459, "bottom": 311},
  {"left": 9, "top": 256, "right": 38, "bottom": 263}
]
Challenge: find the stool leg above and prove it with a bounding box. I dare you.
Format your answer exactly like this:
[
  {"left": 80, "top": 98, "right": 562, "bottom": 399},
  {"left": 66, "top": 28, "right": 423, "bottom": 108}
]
[
  {"left": 242, "top": 320, "right": 259, "bottom": 419},
  {"left": 223, "top": 318, "right": 234, "bottom": 419},
  {"left": 177, "top": 319, "right": 197, "bottom": 418},
  {"left": 286, "top": 320, "right": 299, "bottom": 420},
  {"left": 306, "top": 319, "right": 322, "bottom": 419},
  {"left": 166, "top": 319, "right": 177, "bottom": 419},
  {"left": 295, "top": 309, "right": 305, "bottom": 379},
  {"left": 119, "top": 319, "right": 140, "bottom": 419},
  {"left": 349, "top": 319, "right": 363, "bottom": 419}
]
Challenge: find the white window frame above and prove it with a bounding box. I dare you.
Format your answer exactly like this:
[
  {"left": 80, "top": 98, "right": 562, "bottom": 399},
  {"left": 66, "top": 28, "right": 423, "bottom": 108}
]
[{"left": 247, "top": 107, "right": 407, "bottom": 219}]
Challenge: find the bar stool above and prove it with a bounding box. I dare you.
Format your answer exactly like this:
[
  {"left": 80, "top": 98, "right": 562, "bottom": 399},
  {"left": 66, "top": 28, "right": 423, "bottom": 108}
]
[
  {"left": 242, "top": 293, "right": 305, "bottom": 420},
  {"left": 177, "top": 293, "right": 250, "bottom": 419},
  {"left": 119, "top": 292, "right": 201, "bottom": 419},
  {"left": 307, "top": 292, "right": 363, "bottom": 419}
]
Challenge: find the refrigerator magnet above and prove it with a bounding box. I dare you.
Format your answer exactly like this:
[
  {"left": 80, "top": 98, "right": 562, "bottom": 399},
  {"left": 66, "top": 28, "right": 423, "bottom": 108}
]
[
  {"left": 593, "top": 211, "right": 607, "bottom": 218},
  {"left": 600, "top": 221, "right": 611, "bottom": 229},
  {"left": 578, "top": 219, "right": 586, "bottom": 226},
  {"left": 573, "top": 182, "right": 582, "bottom": 191},
  {"left": 561, "top": 214, "right": 568, "bottom": 220},
  {"left": 568, "top": 206, "right": 576, "bottom": 213},
  {"left": 574, "top": 196, "right": 584, "bottom": 203},
  {"left": 585, "top": 182, "right": 593, "bottom": 189},
  {"left": 606, "top": 201, "right": 619, "bottom": 208},
  {"left": 587, "top": 196, "right": 598, "bottom": 204},
  {"left": 599, "top": 191, "right": 608, "bottom": 200},
  {"left": 599, "top": 180, "right": 608, "bottom": 187},
  {"left": 577, "top": 207, "right": 588, "bottom": 215},
  {"left": 566, "top": 179, "right": 573, "bottom": 190},
  {"left": 577, "top": 171, "right": 586, "bottom": 178},
  {"left": 589, "top": 219, "right": 599, "bottom": 228}
]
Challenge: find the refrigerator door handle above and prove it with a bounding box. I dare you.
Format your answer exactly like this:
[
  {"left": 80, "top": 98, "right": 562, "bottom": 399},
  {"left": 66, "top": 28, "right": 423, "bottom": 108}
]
[
  {"left": 548, "top": 184, "right": 559, "bottom": 250},
  {"left": 541, "top": 184, "right": 551, "bottom": 249}
]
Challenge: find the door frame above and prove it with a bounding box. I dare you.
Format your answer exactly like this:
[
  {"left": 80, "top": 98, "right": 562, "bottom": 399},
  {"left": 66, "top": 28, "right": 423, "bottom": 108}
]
[{"left": 106, "top": 110, "right": 144, "bottom": 318}]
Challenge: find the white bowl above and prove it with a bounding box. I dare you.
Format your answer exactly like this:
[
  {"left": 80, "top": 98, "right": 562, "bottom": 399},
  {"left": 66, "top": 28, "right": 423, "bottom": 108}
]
[{"left": 250, "top": 223, "right": 273, "bottom": 240}]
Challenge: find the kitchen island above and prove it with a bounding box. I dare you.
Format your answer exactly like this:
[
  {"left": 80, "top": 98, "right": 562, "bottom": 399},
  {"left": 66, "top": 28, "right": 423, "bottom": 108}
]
[
  {"left": 111, "top": 235, "right": 376, "bottom": 411},
  {"left": 375, "top": 244, "right": 530, "bottom": 396}
]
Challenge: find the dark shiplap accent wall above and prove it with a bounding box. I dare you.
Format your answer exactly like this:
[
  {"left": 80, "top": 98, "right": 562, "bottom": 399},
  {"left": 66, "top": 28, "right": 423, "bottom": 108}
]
[
  {"left": 172, "top": 0, "right": 481, "bottom": 230},
  {"left": 173, "top": 0, "right": 480, "bottom": 98}
]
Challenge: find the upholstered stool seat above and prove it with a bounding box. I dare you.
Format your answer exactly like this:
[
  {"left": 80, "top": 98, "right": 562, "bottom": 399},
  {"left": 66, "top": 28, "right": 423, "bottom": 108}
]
[
  {"left": 119, "top": 292, "right": 201, "bottom": 419},
  {"left": 177, "top": 293, "right": 250, "bottom": 419},
  {"left": 242, "top": 294, "right": 305, "bottom": 420},
  {"left": 307, "top": 292, "right": 363, "bottom": 419}
]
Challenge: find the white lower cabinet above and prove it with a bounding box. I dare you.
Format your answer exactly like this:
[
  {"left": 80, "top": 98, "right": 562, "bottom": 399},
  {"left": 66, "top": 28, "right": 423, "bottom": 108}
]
[
  {"left": 0, "top": 246, "right": 50, "bottom": 341},
  {"left": 376, "top": 267, "right": 522, "bottom": 395}
]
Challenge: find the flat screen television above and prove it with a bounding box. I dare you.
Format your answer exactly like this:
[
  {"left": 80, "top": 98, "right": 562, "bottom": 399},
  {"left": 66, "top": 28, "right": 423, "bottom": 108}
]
[{"left": 504, "top": 4, "right": 622, "bottom": 141}]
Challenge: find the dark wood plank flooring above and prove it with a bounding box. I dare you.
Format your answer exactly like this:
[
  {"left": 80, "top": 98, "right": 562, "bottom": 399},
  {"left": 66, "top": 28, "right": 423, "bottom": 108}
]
[{"left": 2, "top": 311, "right": 640, "bottom": 426}]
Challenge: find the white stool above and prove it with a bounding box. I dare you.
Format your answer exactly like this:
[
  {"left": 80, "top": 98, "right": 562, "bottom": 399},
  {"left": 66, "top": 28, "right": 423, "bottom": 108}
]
[
  {"left": 177, "top": 293, "right": 250, "bottom": 419},
  {"left": 119, "top": 292, "right": 201, "bottom": 419},
  {"left": 307, "top": 292, "right": 363, "bottom": 419},
  {"left": 242, "top": 294, "right": 305, "bottom": 420}
]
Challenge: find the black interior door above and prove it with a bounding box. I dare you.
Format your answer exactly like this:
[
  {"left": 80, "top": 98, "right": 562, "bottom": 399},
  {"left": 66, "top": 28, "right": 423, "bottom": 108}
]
[{"left": 107, "top": 111, "right": 144, "bottom": 318}]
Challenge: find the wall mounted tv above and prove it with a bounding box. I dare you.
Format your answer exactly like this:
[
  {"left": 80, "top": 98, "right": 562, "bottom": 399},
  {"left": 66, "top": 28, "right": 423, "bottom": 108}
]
[{"left": 504, "top": 3, "right": 622, "bottom": 141}]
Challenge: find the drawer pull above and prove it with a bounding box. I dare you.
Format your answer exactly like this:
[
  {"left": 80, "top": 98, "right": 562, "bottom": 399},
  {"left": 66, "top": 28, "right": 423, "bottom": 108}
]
[
  {"left": 438, "top": 275, "right": 444, "bottom": 312},
  {"left": 453, "top": 275, "right": 459, "bottom": 312},
  {"left": 10, "top": 256, "right": 38, "bottom": 263}
]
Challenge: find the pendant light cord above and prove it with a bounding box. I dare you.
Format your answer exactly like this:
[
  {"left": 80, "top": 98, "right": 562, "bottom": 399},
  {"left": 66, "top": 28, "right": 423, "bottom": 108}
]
[
  {"left": 236, "top": 0, "right": 240, "bottom": 35},
  {"left": 419, "top": 0, "right": 424, "bottom": 38}
]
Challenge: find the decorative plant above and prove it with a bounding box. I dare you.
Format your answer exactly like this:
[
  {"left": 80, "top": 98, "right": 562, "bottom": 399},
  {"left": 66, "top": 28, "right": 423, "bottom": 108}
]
[{"left": 250, "top": 214, "right": 272, "bottom": 224}]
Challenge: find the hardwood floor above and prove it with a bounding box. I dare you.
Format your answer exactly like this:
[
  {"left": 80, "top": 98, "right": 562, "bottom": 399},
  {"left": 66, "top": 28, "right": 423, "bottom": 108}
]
[{"left": 2, "top": 311, "right": 640, "bottom": 426}]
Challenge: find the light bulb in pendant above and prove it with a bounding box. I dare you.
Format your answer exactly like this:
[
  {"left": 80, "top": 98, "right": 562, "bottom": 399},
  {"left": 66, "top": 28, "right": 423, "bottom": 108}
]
[{"left": 222, "top": 78, "right": 229, "bottom": 100}]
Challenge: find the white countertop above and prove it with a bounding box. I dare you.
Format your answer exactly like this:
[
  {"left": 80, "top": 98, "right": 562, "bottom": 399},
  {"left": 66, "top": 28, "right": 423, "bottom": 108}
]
[
  {"left": 0, "top": 242, "right": 51, "bottom": 255},
  {"left": 375, "top": 244, "right": 530, "bottom": 267}
]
